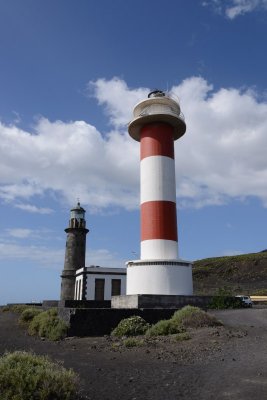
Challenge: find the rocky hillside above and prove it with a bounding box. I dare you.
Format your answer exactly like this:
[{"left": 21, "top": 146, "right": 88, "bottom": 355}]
[{"left": 193, "top": 251, "right": 267, "bottom": 295}]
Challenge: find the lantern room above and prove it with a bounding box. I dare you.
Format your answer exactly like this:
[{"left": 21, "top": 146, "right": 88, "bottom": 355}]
[{"left": 69, "top": 202, "right": 86, "bottom": 229}]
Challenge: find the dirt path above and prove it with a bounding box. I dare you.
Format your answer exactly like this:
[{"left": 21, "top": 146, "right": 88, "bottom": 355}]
[{"left": 1, "top": 308, "right": 267, "bottom": 400}]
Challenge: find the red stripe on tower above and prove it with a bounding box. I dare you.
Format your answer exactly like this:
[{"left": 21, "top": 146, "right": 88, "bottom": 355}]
[
  {"left": 140, "top": 123, "right": 174, "bottom": 160},
  {"left": 141, "top": 201, "right": 178, "bottom": 241}
]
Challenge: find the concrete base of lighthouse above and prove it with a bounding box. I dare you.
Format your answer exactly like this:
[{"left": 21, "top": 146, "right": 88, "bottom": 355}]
[
  {"left": 112, "top": 260, "right": 194, "bottom": 309},
  {"left": 126, "top": 259, "right": 193, "bottom": 296}
]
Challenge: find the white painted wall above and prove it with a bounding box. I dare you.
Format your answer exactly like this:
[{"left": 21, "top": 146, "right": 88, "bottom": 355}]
[
  {"left": 126, "top": 263, "right": 193, "bottom": 295},
  {"left": 74, "top": 276, "right": 83, "bottom": 300},
  {"left": 85, "top": 273, "right": 126, "bottom": 300},
  {"left": 75, "top": 268, "right": 127, "bottom": 301},
  {"left": 140, "top": 156, "right": 176, "bottom": 203},
  {"left": 141, "top": 239, "right": 178, "bottom": 259}
]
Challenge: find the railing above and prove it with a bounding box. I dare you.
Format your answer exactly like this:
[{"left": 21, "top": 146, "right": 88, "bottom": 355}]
[{"left": 139, "top": 105, "right": 185, "bottom": 121}]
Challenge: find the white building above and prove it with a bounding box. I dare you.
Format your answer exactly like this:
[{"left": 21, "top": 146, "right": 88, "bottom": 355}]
[{"left": 74, "top": 266, "right": 126, "bottom": 301}]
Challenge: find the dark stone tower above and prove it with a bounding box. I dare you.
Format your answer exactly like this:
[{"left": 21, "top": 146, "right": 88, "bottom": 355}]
[{"left": 60, "top": 202, "right": 89, "bottom": 300}]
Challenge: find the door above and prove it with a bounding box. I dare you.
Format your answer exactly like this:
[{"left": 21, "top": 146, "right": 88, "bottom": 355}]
[
  {"left": 111, "top": 279, "right": 121, "bottom": 296},
  {"left": 95, "top": 279, "right": 105, "bottom": 300}
]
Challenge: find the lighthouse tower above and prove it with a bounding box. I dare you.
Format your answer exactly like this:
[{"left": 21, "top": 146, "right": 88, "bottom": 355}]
[
  {"left": 60, "top": 202, "right": 89, "bottom": 300},
  {"left": 127, "top": 90, "right": 193, "bottom": 295}
]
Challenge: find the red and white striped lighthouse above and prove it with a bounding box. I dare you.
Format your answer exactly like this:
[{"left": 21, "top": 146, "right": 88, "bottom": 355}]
[{"left": 127, "top": 90, "right": 193, "bottom": 295}]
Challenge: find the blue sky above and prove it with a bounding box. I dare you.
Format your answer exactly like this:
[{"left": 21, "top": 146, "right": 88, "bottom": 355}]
[{"left": 1, "top": 0, "right": 267, "bottom": 304}]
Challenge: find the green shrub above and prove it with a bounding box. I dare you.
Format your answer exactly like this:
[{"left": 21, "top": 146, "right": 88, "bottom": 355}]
[
  {"left": 2, "top": 304, "right": 30, "bottom": 314},
  {"left": 146, "top": 318, "right": 185, "bottom": 336},
  {"left": 111, "top": 316, "right": 150, "bottom": 337},
  {"left": 208, "top": 295, "right": 242, "bottom": 309},
  {"left": 123, "top": 338, "right": 144, "bottom": 347},
  {"left": 174, "top": 332, "right": 191, "bottom": 341},
  {"left": 146, "top": 306, "right": 222, "bottom": 337},
  {"left": 28, "top": 308, "right": 68, "bottom": 341},
  {"left": 172, "top": 305, "right": 222, "bottom": 328},
  {"left": 0, "top": 351, "right": 78, "bottom": 400},
  {"left": 252, "top": 289, "right": 267, "bottom": 296},
  {"left": 19, "top": 307, "right": 43, "bottom": 325},
  {"left": 215, "top": 286, "right": 234, "bottom": 296},
  {"left": 1, "top": 306, "right": 11, "bottom": 312}
]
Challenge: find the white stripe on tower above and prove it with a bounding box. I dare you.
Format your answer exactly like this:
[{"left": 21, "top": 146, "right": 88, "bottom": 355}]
[
  {"left": 140, "top": 122, "right": 179, "bottom": 260},
  {"left": 141, "top": 156, "right": 176, "bottom": 203}
]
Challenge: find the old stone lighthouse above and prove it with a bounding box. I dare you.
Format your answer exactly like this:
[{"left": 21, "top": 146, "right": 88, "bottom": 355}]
[
  {"left": 60, "top": 202, "right": 89, "bottom": 300},
  {"left": 60, "top": 202, "right": 126, "bottom": 301}
]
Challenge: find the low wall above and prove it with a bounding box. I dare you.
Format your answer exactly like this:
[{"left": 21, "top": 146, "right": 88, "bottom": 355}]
[
  {"left": 42, "top": 300, "right": 60, "bottom": 308},
  {"left": 58, "top": 295, "right": 240, "bottom": 336},
  {"left": 59, "top": 300, "right": 111, "bottom": 308},
  {"left": 111, "top": 294, "right": 214, "bottom": 309},
  {"left": 42, "top": 300, "right": 111, "bottom": 309},
  {"left": 59, "top": 308, "right": 177, "bottom": 336}
]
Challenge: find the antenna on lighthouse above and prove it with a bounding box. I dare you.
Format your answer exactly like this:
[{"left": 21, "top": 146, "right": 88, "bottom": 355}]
[{"left": 148, "top": 89, "right": 165, "bottom": 98}]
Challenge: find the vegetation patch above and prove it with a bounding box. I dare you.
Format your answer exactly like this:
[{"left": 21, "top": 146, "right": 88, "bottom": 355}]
[
  {"left": 19, "top": 307, "right": 43, "bottom": 325},
  {"left": 208, "top": 288, "right": 243, "bottom": 309},
  {"left": 1, "top": 305, "right": 67, "bottom": 341},
  {"left": 146, "top": 306, "right": 222, "bottom": 336},
  {"left": 194, "top": 252, "right": 267, "bottom": 272},
  {"left": 252, "top": 289, "right": 267, "bottom": 296},
  {"left": 193, "top": 251, "right": 267, "bottom": 295},
  {"left": 0, "top": 351, "right": 78, "bottom": 400},
  {"left": 208, "top": 296, "right": 243, "bottom": 309},
  {"left": 174, "top": 332, "right": 191, "bottom": 341},
  {"left": 28, "top": 308, "right": 68, "bottom": 341},
  {"left": 1, "top": 304, "right": 32, "bottom": 314},
  {"left": 111, "top": 316, "right": 150, "bottom": 337},
  {"left": 193, "top": 252, "right": 267, "bottom": 295},
  {"left": 146, "top": 318, "right": 185, "bottom": 336},
  {"left": 172, "top": 305, "right": 222, "bottom": 327},
  {"left": 123, "top": 338, "right": 144, "bottom": 348}
]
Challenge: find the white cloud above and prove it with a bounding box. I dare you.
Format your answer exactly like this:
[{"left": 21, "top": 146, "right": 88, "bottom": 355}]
[
  {"left": 6, "top": 228, "right": 33, "bottom": 238},
  {"left": 0, "top": 118, "right": 139, "bottom": 211},
  {"left": 1, "top": 76, "right": 267, "bottom": 210},
  {"left": 203, "top": 0, "right": 267, "bottom": 19},
  {"left": 0, "top": 239, "right": 124, "bottom": 270},
  {"left": 86, "top": 248, "right": 125, "bottom": 268},
  {"left": 226, "top": 0, "right": 262, "bottom": 18},
  {"left": 0, "top": 183, "right": 43, "bottom": 200},
  {"left": 0, "top": 241, "right": 64, "bottom": 268},
  {"left": 170, "top": 76, "right": 267, "bottom": 207},
  {"left": 4, "top": 227, "right": 54, "bottom": 240},
  {"left": 89, "top": 77, "right": 148, "bottom": 128},
  {"left": 14, "top": 203, "right": 53, "bottom": 214}
]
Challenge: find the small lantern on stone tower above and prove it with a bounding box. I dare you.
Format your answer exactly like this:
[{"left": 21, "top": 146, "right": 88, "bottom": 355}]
[{"left": 69, "top": 202, "right": 86, "bottom": 228}]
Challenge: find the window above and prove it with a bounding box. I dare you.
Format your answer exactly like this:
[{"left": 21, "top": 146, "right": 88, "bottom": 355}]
[
  {"left": 111, "top": 279, "right": 121, "bottom": 296},
  {"left": 77, "top": 280, "right": 81, "bottom": 300},
  {"left": 74, "top": 280, "right": 78, "bottom": 300},
  {"left": 95, "top": 279, "right": 105, "bottom": 301}
]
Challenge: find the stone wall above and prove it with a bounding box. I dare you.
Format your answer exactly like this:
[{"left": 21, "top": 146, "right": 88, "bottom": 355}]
[
  {"left": 58, "top": 300, "right": 111, "bottom": 308},
  {"left": 111, "top": 294, "right": 215, "bottom": 309},
  {"left": 59, "top": 308, "right": 177, "bottom": 336}
]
